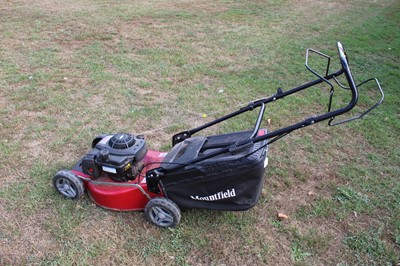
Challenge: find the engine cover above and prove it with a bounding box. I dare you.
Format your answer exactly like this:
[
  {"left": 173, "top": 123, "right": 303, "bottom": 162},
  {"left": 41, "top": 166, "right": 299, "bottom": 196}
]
[{"left": 81, "top": 133, "right": 147, "bottom": 181}]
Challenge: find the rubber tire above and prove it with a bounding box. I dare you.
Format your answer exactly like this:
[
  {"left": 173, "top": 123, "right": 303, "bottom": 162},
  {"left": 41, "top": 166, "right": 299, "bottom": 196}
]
[
  {"left": 53, "top": 170, "right": 84, "bottom": 200},
  {"left": 144, "top": 198, "right": 181, "bottom": 228}
]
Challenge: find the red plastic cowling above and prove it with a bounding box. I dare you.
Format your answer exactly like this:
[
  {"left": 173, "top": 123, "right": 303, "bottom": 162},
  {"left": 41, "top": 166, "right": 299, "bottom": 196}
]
[{"left": 72, "top": 150, "right": 167, "bottom": 211}]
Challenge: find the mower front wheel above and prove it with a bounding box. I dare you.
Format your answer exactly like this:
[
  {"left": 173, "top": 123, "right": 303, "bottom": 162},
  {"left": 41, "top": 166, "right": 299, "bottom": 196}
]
[
  {"left": 53, "top": 170, "right": 84, "bottom": 200},
  {"left": 144, "top": 198, "right": 181, "bottom": 228}
]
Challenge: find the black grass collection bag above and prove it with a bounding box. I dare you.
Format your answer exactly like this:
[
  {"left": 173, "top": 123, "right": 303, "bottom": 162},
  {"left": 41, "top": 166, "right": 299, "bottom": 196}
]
[{"left": 159, "top": 131, "right": 269, "bottom": 210}]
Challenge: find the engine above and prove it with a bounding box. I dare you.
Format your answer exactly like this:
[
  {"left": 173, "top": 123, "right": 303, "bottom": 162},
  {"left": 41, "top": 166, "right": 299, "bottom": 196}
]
[{"left": 81, "top": 133, "right": 147, "bottom": 182}]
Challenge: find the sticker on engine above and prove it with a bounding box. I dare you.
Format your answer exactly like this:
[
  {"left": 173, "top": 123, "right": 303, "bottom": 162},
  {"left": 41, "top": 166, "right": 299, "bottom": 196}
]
[
  {"left": 102, "top": 166, "right": 117, "bottom": 174},
  {"left": 159, "top": 153, "right": 168, "bottom": 157},
  {"left": 99, "top": 135, "right": 112, "bottom": 145},
  {"left": 264, "top": 157, "right": 269, "bottom": 168}
]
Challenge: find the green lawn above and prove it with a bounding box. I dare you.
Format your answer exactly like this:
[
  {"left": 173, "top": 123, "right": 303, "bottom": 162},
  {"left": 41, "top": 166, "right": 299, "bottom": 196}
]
[{"left": 0, "top": 0, "right": 399, "bottom": 265}]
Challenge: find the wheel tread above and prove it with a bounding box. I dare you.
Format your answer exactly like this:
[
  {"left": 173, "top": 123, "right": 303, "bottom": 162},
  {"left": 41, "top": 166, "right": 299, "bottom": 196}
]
[
  {"left": 53, "top": 170, "right": 84, "bottom": 200},
  {"left": 144, "top": 197, "right": 181, "bottom": 228}
]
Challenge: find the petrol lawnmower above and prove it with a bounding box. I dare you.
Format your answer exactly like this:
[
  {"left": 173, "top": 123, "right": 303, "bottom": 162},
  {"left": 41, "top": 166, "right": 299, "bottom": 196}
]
[{"left": 53, "top": 42, "right": 384, "bottom": 228}]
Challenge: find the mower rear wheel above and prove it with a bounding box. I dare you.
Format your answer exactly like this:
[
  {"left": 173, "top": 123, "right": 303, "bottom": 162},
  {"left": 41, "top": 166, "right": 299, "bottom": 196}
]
[
  {"left": 53, "top": 170, "right": 84, "bottom": 200},
  {"left": 144, "top": 198, "right": 181, "bottom": 228}
]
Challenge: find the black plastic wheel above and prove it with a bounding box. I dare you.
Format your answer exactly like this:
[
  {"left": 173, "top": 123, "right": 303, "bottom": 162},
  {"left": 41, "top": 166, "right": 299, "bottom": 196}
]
[
  {"left": 53, "top": 170, "right": 84, "bottom": 200},
  {"left": 144, "top": 198, "right": 181, "bottom": 228}
]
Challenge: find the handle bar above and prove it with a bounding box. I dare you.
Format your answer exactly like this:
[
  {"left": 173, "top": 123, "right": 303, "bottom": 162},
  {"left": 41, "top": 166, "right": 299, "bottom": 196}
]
[
  {"left": 305, "top": 42, "right": 384, "bottom": 127},
  {"left": 327, "top": 42, "right": 384, "bottom": 125},
  {"left": 171, "top": 42, "right": 384, "bottom": 146}
]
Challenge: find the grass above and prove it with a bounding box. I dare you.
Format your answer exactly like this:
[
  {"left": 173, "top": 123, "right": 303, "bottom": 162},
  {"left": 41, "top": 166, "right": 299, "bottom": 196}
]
[
  {"left": 0, "top": 0, "right": 399, "bottom": 265},
  {"left": 344, "top": 226, "right": 399, "bottom": 265}
]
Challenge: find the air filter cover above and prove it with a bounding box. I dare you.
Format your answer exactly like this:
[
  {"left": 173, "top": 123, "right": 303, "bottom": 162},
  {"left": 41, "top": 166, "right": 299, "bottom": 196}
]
[{"left": 109, "top": 133, "right": 136, "bottom": 149}]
